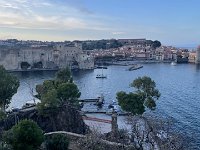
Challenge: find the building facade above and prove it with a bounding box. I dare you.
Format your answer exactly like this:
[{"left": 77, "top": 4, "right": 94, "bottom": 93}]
[{"left": 196, "top": 46, "right": 200, "bottom": 64}]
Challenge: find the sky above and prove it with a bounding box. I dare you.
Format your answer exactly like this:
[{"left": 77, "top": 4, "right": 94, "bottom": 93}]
[{"left": 0, "top": 0, "right": 200, "bottom": 47}]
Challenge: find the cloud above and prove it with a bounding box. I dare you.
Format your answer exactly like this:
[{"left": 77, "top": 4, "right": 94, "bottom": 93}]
[
  {"left": 112, "top": 32, "right": 125, "bottom": 35},
  {"left": 0, "top": 0, "right": 113, "bottom": 32}
]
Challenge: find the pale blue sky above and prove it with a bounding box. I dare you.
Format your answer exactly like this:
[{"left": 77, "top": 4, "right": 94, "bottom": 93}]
[{"left": 0, "top": 0, "right": 200, "bottom": 46}]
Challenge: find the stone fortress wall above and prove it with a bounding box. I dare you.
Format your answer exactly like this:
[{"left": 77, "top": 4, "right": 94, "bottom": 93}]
[{"left": 0, "top": 43, "right": 94, "bottom": 70}]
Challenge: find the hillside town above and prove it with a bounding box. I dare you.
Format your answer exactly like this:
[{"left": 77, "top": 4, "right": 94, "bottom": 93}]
[
  {"left": 0, "top": 39, "right": 200, "bottom": 71},
  {"left": 87, "top": 39, "right": 200, "bottom": 64}
]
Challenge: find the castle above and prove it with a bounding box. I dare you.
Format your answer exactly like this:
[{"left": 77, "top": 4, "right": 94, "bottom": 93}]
[{"left": 0, "top": 42, "right": 94, "bottom": 70}]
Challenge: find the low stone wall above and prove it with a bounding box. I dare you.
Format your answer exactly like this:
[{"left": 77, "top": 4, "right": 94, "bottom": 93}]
[{"left": 45, "top": 131, "right": 136, "bottom": 150}]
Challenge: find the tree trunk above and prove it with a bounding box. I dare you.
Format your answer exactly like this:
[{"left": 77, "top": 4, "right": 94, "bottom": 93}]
[
  {"left": 1, "top": 101, "right": 6, "bottom": 113},
  {"left": 50, "top": 115, "right": 57, "bottom": 131}
]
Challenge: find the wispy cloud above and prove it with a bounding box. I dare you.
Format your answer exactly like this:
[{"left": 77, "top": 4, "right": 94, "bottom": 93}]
[
  {"left": 112, "top": 32, "right": 125, "bottom": 35},
  {"left": 0, "top": 0, "right": 111, "bottom": 32}
]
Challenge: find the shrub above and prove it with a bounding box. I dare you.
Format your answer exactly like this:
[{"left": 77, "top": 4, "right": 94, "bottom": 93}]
[
  {"left": 0, "top": 110, "right": 6, "bottom": 120},
  {"left": 45, "top": 134, "right": 69, "bottom": 150},
  {"left": 0, "top": 142, "right": 12, "bottom": 150},
  {"left": 3, "top": 119, "right": 44, "bottom": 150}
]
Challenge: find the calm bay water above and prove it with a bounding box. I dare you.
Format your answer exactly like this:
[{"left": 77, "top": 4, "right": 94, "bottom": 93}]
[{"left": 11, "top": 63, "right": 200, "bottom": 149}]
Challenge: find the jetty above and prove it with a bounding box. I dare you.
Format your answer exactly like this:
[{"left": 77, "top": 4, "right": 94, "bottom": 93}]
[
  {"left": 79, "top": 98, "right": 100, "bottom": 102},
  {"left": 128, "top": 64, "right": 143, "bottom": 71},
  {"left": 82, "top": 116, "right": 111, "bottom": 124},
  {"left": 96, "top": 66, "right": 108, "bottom": 69},
  {"left": 79, "top": 95, "right": 105, "bottom": 107},
  {"left": 83, "top": 111, "right": 130, "bottom": 116}
]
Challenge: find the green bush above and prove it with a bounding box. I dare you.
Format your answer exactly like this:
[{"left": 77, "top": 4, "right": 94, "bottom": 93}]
[
  {"left": 0, "top": 142, "right": 12, "bottom": 150},
  {"left": 45, "top": 134, "right": 69, "bottom": 150},
  {"left": 0, "top": 110, "right": 6, "bottom": 120},
  {"left": 3, "top": 119, "right": 44, "bottom": 150}
]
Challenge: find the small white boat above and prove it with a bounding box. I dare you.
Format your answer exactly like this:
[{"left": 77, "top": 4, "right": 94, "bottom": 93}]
[
  {"left": 22, "top": 99, "right": 40, "bottom": 109},
  {"left": 171, "top": 61, "right": 177, "bottom": 66},
  {"left": 96, "top": 67, "right": 107, "bottom": 78},
  {"left": 96, "top": 94, "right": 105, "bottom": 107},
  {"left": 96, "top": 74, "right": 107, "bottom": 78}
]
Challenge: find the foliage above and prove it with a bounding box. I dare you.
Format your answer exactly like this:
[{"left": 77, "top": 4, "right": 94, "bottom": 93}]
[
  {"left": 82, "top": 39, "right": 123, "bottom": 50},
  {"left": 36, "top": 67, "right": 81, "bottom": 116},
  {"left": 36, "top": 80, "right": 56, "bottom": 99},
  {"left": 117, "top": 76, "right": 160, "bottom": 115},
  {"left": 3, "top": 119, "right": 44, "bottom": 150},
  {"left": 131, "top": 76, "right": 160, "bottom": 110},
  {"left": 57, "top": 82, "right": 81, "bottom": 105},
  {"left": 37, "top": 89, "right": 60, "bottom": 115},
  {"left": 45, "top": 134, "right": 69, "bottom": 150},
  {"left": 0, "top": 66, "right": 19, "bottom": 112},
  {"left": 0, "top": 110, "right": 6, "bottom": 121},
  {"left": 0, "top": 142, "right": 12, "bottom": 150},
  {"left": 117, "top": 92, "right": 145, "bottom": 115},
  {"left": 56, "top": 67, "right": 73, "bottom": 83},
  {"left": 36, "top": 67, "right": 73, "bottom": 98},
  {"left": 152, "top": 40, "right": 161, "bottom": 49}
]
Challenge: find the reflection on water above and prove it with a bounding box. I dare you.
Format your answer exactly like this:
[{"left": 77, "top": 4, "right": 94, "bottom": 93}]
[
  {"left": 11, "top": 71, "right": 56, "bottom": 108},
  {"left": 195, "top": 64, "right": 200, "bottom": 71},
  {"left": 10, "top": 63, "right": 200, "bottom": 149}
]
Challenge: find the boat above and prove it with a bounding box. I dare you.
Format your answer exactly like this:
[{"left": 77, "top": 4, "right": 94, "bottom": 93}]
[
  {"left": 171, "top": 61, "right": 177, "bottom": 66},
  {"left": 96, "top": 94, "right": 105, "bottom": 107},
  {"left": 96, "top": 67, "right": 107, "bottom": 78},
  {"left": 96, "top": 74, "right": 107, "bottom": 78},
  {"left": 107, "top": 101, "right": 129, "bottom": 115},
  {"left": 22, "top": 99, "right": 40, "bottom": 109},
  {"left": 96, "top": 66, "right": 108, "bottom": 69},
  {"left": 128, "top": 64, "right": 143, "bottom": 71}
]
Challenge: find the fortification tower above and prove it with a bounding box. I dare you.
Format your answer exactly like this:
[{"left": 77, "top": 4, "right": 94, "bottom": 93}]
[{"left": 196, "top": 45, "right": 200, "bottom": 64}]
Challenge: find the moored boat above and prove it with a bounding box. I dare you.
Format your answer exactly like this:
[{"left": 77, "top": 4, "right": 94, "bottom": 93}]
[
  {"left": 128, "top": 64, "right": 143, "bottom": 71},
  {"left": 96, "top": 66, "right": 108, "bottom": 69},
  {"left": 171, "top": 61, "right": 177, "bottom": 66},
  {"left": 96, "top": 74, "right": 107, "bottom": 78}
]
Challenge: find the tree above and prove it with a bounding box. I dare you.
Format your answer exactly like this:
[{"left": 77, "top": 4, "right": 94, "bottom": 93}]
[
  {"left": 37, "top": 89, "right": 60, "bottom": 114},
  {"left": 45, "top": 134, "right": 70, "bottom": 150},
  {"left": 0, "top": 110, "right": 6, "bottom": 121},
  {"left": 36, "top": 67, "right": 81, "bottom": 130},
  {"left": 57, "top": 82, "right": 81, "bottom": 105},
  {"left": 37, "top": 89, "right": 60, "bottom": 131},
  {"left": 56, "top": 67, "right": 73, "bottom": 83},
  {"left": 117, "top": 92, "right": 145, "bottom": 115},
  {"left": 152, "top": 40, "right": 161, "bottom": 49},
  {"left": 117, "top": 76, "right": 160, "bottom": 115},
  {"left": 3, "top": 119, "right": 44, "bottom": 150},
  {"left": 0, "top": 66, "right": 19, "bottom": 112},
  {"left": 36, "top": 68, "right": 73, "bottom": 99},
  {"left": 131, "top": 76, "right": 160, "bottom": 110},
  {"left": 36, "top": 80, "right": 56, "bottom": 99}
]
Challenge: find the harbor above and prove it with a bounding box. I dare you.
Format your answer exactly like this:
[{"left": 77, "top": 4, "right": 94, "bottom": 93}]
[{"left": 9, "top": 63, "right": 200, "bottom": 149}]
